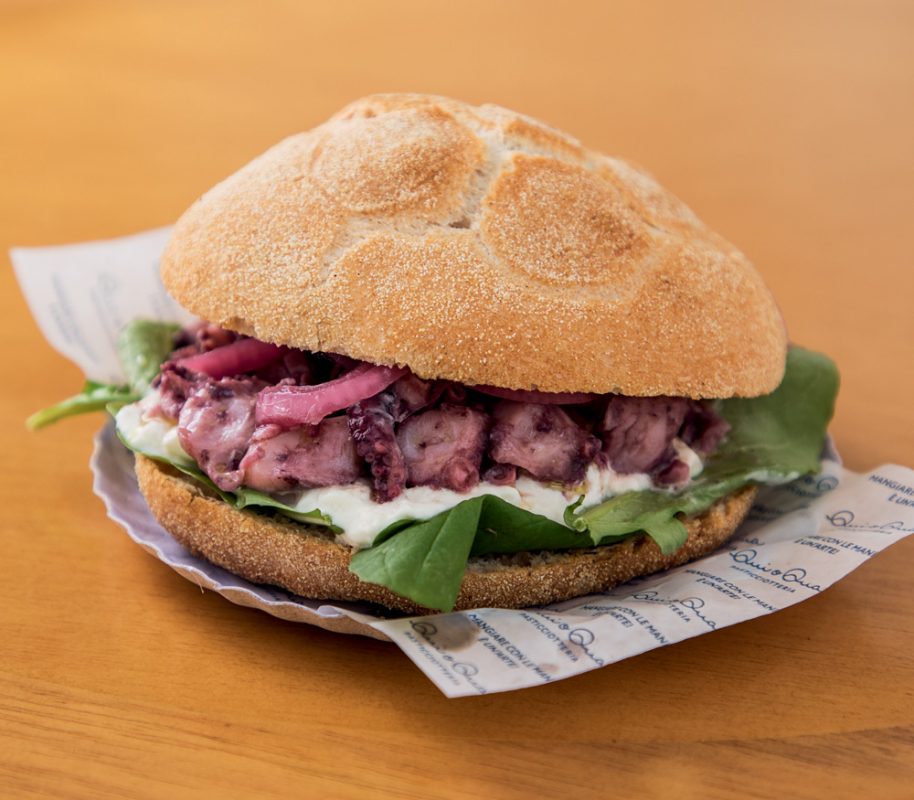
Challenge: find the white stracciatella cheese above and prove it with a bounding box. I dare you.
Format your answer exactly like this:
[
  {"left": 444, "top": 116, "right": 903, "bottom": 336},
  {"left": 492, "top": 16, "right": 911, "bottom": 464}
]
[
  {"left": 116, "top": 395, "right": 705, "bottom": 550},
  {"left": 116, "top": 399, "right": 194, "bottom": 469}
]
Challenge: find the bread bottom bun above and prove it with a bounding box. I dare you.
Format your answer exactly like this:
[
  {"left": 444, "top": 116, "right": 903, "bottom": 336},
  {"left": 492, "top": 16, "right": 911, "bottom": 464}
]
[{"left": 135, "top": 455, "right": 757, "bottom": 614}]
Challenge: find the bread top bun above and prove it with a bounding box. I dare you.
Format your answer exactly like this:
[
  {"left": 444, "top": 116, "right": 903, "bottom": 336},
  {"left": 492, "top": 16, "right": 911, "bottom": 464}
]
[{"left": 161, "top": 94, "right": 787, "bottom": 397}]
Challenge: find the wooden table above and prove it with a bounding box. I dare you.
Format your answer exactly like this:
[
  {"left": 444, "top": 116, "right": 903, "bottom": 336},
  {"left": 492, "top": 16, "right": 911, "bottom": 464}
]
[{"left": 3, "top": 2, "right": 913, "bottom": 797}]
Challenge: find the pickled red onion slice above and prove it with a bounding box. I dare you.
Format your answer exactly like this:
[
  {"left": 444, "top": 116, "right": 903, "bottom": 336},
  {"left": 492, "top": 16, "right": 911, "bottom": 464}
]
[
  {"left": 176, "top": 338, "right": 285, "bottom": 379},
  {"left": 473, "top": 385, "right": 595, "bottom": 404},
  {"left": 256, "top": 363, "right": 408, "bottom": 427}
]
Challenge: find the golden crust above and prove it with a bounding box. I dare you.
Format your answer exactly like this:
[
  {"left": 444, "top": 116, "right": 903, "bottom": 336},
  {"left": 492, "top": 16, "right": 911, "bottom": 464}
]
[
  {"left": 161, "top": 93, "right": 787, "bottom": 397},
  {"left": 135, "top": 455, "right": 757, "bottom": 614}
]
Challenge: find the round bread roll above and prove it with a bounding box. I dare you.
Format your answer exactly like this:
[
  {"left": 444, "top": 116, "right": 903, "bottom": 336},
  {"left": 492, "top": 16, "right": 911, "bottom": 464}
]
[
  {"left": 161, "top": 93, "right": 787, "bottom": 398},
  {"left": 136, "top": 455, "right": 757, "bottom": 614}
]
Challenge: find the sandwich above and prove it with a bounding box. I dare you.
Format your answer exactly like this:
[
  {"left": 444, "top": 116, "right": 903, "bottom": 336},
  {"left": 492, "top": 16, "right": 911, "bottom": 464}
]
[{"left": 30, "top": 94, "right": 839, "bottom": 614}]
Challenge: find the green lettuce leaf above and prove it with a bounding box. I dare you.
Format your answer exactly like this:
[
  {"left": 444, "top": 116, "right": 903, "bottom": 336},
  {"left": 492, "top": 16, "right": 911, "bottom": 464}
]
[
  {"left": 27, "top": 380, "right": 139, "bottom": 431},
  {"left": 351, "top": 498, "right": 484, "bottom": 612},
  {"left": 27, "top": 320, "right": 180, "bottom": 429},
  {"left": 118, "top": 319, "right": 181, "bottom": 393},
  {"left": 350, "top": 495, "right": 594, "bottom": 611},
  {"left": 350, "top": 347, "right": 838, "bottom": 610}
]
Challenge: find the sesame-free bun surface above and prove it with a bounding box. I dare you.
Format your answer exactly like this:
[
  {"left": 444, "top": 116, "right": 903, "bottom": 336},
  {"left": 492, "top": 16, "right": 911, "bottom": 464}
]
[
  {"left": 161, "top": 94, "right": 787, "bottom": 397},
  {"left": 136, "top": 455, "right": 757, "bottom": 614}
]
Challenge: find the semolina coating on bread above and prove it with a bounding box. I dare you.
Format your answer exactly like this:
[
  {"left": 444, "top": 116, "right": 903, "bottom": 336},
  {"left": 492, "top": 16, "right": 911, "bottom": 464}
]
[
  {"left": 160, "top": 93, "right": 787, "bottom": 398},
  {"left": 135, "top": 454, "right": 757, "bottom": 614}
]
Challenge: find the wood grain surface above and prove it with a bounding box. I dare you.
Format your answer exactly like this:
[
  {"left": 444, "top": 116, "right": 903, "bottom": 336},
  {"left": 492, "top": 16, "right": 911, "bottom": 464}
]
[{"left": 2, "top": 2, "right": 913, "bottom": 797}]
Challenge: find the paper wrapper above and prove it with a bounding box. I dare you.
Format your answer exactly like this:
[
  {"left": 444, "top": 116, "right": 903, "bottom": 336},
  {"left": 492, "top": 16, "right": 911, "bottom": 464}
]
[{"left": 13, "top": 230, "right": 914, "bottom": 697}]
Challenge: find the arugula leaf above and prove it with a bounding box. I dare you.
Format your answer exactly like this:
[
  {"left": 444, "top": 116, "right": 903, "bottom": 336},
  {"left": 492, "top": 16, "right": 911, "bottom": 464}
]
[
  {"left": 232, "top": 486, "right": 336, "bottom": 529},
  {"left": 27, "top": 319, "right": 180, "bottom": 429},
  {"left": 715, "top": 346, "right": 839, "bottom": 476},
  {"left": 350, "top": 498, "right": 483, "bottom": 611},
  {"left": 118, "top": 319, "right": 181, "bottom": 393},
  {"left": 27, "top": 381, "right": 139, "bottom": 431},
  {"left": 350, "top": 494, "right": 599, "bottom": 610},
  {"left": 471, "top": 495, "right": 590, "bottom": 555}
]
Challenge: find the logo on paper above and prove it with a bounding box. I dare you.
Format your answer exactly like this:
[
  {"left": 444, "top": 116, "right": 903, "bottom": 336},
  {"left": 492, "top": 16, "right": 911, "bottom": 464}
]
[
  {"left": 729, "top": 549, "right": 823, "bottom": 591},
  {"left": 411, "top": 621, "right": 438, "bottom": 637},
  {"left": 564, "top": 626, "right": 603, "bottom": 666},
  {"left": 826, "top": 510, "right": 855, "bottom": 527},
  {"left": 631, "top": 590, "right": 666, "bottom": 603},
  {"left": 678, "top": 597, "right": 717, "bottom": 629},
  {"left": 568, "top": 628, "right": 595, "bottom": 647},
  {"left": 825, "top": 509, "right": 914, "bottom": 534}
]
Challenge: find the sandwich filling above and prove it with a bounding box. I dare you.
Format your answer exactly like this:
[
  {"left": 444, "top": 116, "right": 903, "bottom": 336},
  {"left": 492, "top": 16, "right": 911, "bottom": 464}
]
[
  {"left": 115, "top": 323, "right": 726, "bottom": 548},
  {"left": 31, "top": 318, "right": 838, "bottom": 611}
]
